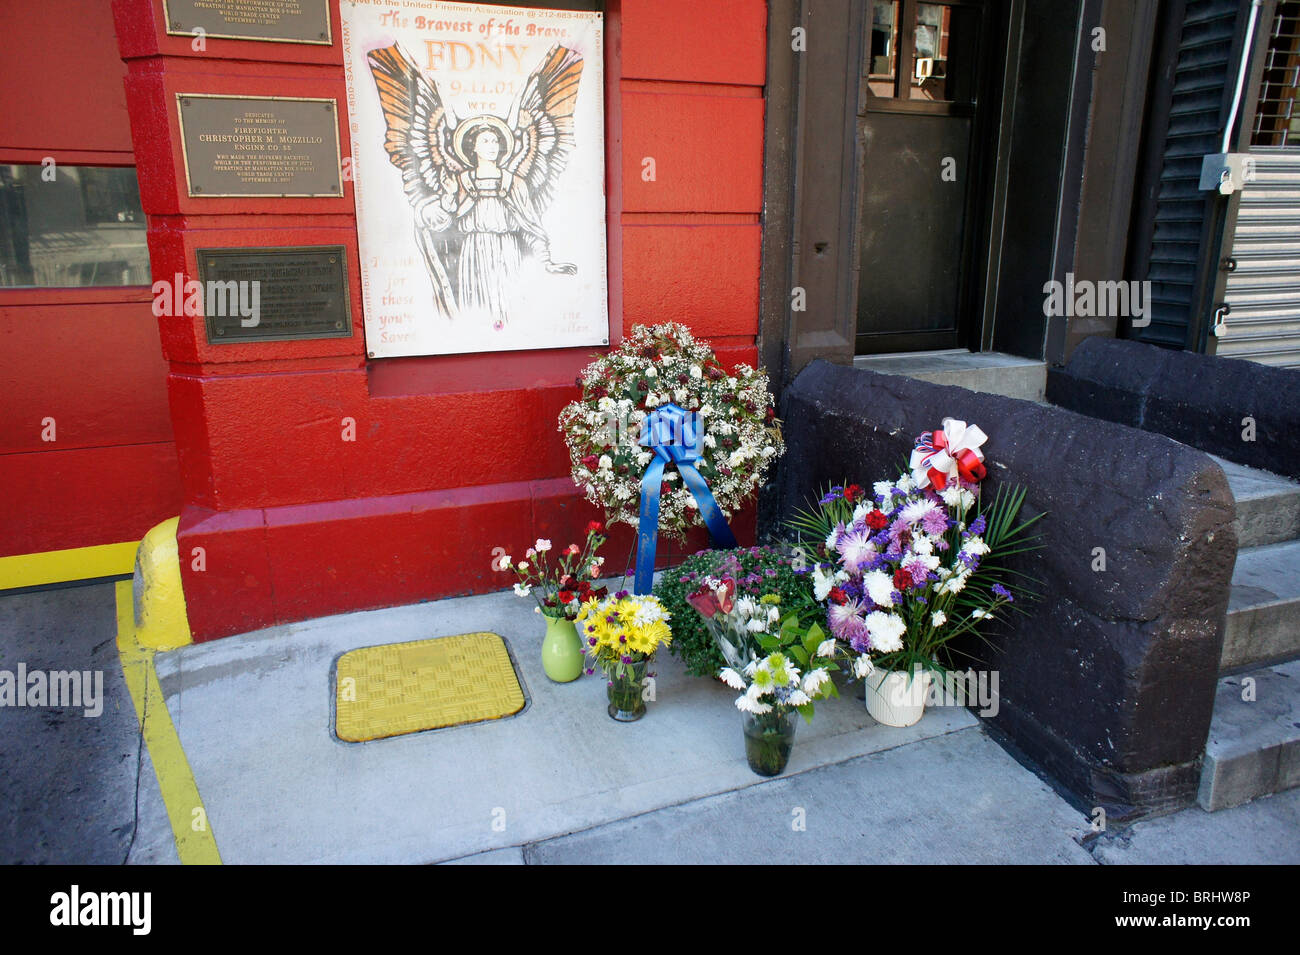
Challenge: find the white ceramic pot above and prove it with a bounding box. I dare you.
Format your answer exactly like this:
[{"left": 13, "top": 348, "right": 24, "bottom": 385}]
[{"left": 864, "top": 665, "right": 932, "bottom": 727}]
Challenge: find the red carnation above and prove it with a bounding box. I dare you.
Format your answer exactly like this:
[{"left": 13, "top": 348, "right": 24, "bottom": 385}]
[
  {"left": 865, "top": 509, "right": 888, "bottom": 530},
  {"left": 558, "top": 590, "right": 574, "bottom": 604},
  {"left": 844, "top": 484, "right": 864, "bottom": 503},
  {"left": 586, "top": 520, "right": 604, "bottom": 534},
  {"left": 581, "top": 455, "right": 599, "bottom": 470},
  {"left": 893, "top": 569, "right": 912, "bottom": 592},
  {"left": 828, "top": 587, "right": 849, "bottom": 605}
]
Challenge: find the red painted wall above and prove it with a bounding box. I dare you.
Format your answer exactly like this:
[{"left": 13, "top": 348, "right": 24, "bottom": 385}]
[
  {"left": 111, "top": 0, "right": 768, "bottom": 639},
  {"left": 0, "top": 0, "right": 181, "bottom": 561}
]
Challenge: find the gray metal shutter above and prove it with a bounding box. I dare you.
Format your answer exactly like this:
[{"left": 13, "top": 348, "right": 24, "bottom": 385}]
[
  {"left": 1135, "top": 0, "right": 1242, "bottom": 351},
  {"left": 1217, "top": 149, "right": 1300, "bottom": 366}
]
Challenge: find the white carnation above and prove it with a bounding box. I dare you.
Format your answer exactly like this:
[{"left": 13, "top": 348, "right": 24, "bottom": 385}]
[
  {"left": 865, "top": 612, "right": 907, "bottom": 653},
  {"left": 863, "top": 569, "right": 896, "bottom": 608},
  {"left": 812, "top": 564, "right": 835, "bottom": 602}
]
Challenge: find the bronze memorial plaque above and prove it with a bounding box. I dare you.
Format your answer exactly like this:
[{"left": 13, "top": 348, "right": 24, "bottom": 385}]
[
  {"left": 178, "top": 94, "right": 343, "bottom": 198},
  {"left": 164, "top": 0, "right": 332, "bottom": 45},
  {"left": 197, "top": 246, "right": 352, "bottom": 344}
]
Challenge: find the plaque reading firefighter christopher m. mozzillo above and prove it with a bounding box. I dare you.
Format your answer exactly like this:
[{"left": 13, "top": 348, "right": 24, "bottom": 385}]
[
  {"left": 342, "top": 0, "right": 608, "bottom": 357},
  {"left": 177, "top": 94, "right": 344, "bottom": 198}
]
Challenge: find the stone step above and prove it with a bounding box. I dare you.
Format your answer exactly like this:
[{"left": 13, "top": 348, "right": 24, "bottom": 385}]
[
  {"left": 851, "top": 350, "right": 1047, "bottom": 402},
  {"left": 1214, "top": 456, "right": 1300, "bottom": 548},
  {"left": 1222, "top": 539, "right": 1300, "bottom": 671},
  {"left": 1198, "top": 660, "right": 1300, "bottom": 811}
]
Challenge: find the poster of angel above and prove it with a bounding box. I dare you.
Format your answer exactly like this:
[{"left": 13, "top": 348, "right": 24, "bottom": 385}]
[{"left": 342, "top": 0, "right": 607, "bottom": 357}]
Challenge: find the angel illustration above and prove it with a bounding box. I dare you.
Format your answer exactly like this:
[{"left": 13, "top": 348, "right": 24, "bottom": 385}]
[{"left": 367, "top": 43, "right": 583, "bottom": 331}]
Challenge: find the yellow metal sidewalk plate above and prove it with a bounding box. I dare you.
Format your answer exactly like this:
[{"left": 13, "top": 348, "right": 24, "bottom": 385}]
[{"left": 334, "top": 632, "right": 525, "bottom": 742}]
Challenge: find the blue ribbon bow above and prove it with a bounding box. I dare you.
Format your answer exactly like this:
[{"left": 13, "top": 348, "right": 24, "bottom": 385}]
[{"left": 634, "top": 403, "right": 737, "bottom": 594}]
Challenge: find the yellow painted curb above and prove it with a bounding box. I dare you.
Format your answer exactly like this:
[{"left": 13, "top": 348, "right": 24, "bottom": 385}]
[
  {"left": 133, "top": 517, "right": 193, "bottom": 651},
  {"left": 0, "top": 540, "right": 139, "bottom": 591},
  {"left": 116, "top": 580, "right": 222, "bottom": 865}
]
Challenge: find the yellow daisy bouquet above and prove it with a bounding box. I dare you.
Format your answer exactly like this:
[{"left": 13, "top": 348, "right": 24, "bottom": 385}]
[{"left": 576, "top": 590, "right": 673, "bottom": 676}]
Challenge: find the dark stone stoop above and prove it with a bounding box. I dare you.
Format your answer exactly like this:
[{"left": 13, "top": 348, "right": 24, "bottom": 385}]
[{"left": 779, "top": 360, "right": 1237, "bottom": 820}]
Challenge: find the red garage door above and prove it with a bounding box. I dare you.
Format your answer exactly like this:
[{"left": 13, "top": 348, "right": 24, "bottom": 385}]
[{"left": 0, "top": 0, "right": 180, "bottom": 587}]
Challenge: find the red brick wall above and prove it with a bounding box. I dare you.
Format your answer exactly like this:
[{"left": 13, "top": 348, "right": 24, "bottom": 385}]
[
  {"left": 111, "top": 0, "right": 768, "bottom": 639},
  {"left": 0, "top": 0, "right": 180, "bottom": 560}
]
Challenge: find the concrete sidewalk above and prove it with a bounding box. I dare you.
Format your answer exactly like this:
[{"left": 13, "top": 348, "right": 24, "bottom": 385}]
[
  {"left": 115, "top": 581, "right": 1100, "bottom": 864},
  {"left": 6, "top": 580, "right": 1296, "bottom": 864}
]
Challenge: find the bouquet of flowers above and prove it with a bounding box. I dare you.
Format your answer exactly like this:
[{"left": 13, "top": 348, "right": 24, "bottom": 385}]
[
  {"left": 687, "top": 576, "right": 839, "bottom": 774},
  {"left": 500, "top": 521, "right": 609, "bottom": 620},
  {"left": 558, "top": 323, "right": 784, "bottom": 540},
  {"left": 576, "top": 590, "right": 673, "bottom": 721},
  {"left": 789, "top": 420, "right": 1044, "bottom": 686},
  {"left": 655, "top": 544, "right": 828, "bottom": 677}
]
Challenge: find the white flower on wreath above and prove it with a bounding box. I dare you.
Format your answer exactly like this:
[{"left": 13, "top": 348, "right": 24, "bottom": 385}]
[
  {"left": 690, "top": 364, "right": 702, "bottom": 379},
  {"left": 598, "top": 455, "right": 612, "bottom": 471},
  {"left": 645, "top": 366, "right": 657, "bottom": 377}
]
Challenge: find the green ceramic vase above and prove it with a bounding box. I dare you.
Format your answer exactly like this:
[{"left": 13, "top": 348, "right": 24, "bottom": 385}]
[{"left": 541, "top": 615, "right": 584, "bottom": 683}]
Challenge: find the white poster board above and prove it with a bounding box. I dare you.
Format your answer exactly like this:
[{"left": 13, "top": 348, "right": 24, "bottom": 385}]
[{"left": 342, "top": 1, "right": 607, "bottom": 357}]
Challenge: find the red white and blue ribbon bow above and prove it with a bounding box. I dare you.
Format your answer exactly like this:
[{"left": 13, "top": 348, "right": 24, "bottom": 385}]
[{"left": 910, "top": 418, "right": 988, "bottom": 491}]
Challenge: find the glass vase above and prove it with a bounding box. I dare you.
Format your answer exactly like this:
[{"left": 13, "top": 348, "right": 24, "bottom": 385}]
[
  {"left": 606, "top": 657, "right": 650, "bottom": 722},
  {"left": 742, "top": 708, "right": 798, "bottom": 776}
]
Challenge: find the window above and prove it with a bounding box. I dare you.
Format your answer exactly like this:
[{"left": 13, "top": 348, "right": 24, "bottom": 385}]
[
  {"left": 0, "top": 164, "right": 148, "bottom": 288},
  {"left": 1252, "top": 0, "right": 1300, "bottom": 147},
  {"left": 865, "top": 0, "right": 981, "bottom": 105}
]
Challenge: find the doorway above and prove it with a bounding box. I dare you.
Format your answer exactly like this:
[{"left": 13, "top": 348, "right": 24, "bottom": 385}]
[{"left": 854, "top": 0, "right": 1002, "bottom": 354}]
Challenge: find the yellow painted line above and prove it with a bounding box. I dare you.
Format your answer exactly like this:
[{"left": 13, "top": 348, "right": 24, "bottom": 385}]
[
  {"left": 115, "top": 580, "right": 222, "bottom": 865},
  {"left": 0, "top": 541, "right": 139, "bottom": 590}
]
